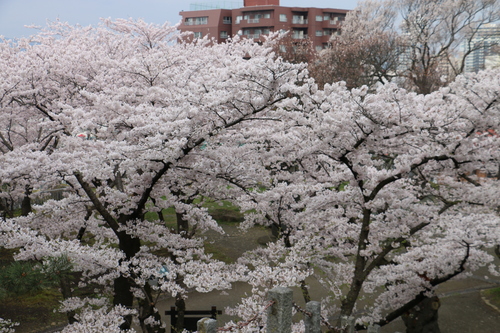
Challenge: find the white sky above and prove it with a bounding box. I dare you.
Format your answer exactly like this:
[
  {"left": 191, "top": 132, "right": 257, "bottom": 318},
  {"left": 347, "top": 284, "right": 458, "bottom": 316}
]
[{"left": 0, "top": 0, "right": 361, "bottom": 38}]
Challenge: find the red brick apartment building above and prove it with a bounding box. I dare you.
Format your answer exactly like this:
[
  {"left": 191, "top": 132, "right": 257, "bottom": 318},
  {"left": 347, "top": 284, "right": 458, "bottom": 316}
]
[{"left": 178, "top": 0, "right": 349, "bottom": 50}]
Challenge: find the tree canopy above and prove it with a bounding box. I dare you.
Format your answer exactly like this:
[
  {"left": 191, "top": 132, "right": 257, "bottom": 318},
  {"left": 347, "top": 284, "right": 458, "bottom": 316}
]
[{"left": 0, "top": 18, "right": 499, "bottom": 333}]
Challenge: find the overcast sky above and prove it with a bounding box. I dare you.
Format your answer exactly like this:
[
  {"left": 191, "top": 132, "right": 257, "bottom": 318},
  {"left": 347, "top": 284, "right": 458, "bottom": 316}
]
[{"left": 0, "top": 0, "right": 361, "bottom": 39}]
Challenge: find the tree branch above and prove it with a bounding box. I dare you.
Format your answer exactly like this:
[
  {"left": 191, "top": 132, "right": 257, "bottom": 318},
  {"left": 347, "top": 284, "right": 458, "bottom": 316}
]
[
  {"left": 366, "top": 242, "right": 470, "bottom": 329},
  {"left": 73, "top": 171, "right": 121, "bottom": 234}
]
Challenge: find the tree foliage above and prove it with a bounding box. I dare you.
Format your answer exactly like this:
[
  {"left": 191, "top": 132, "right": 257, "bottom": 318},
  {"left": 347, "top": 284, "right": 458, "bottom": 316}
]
[
  {"left": 0, "top": 19, "right": 308, "bottom": 332},
  {"left": 0, "top": 17, "right": 499, "bottom": 333},
  {"left": 224, "top": 68, "right": 500, "bottom": 330}
]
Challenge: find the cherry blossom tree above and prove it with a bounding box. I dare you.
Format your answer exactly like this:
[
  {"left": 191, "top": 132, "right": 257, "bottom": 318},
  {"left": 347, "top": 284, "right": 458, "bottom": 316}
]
[
  {"left": 1, "top": 17, "right": 499, "bottom": 333},
  {"left": 0, "top": 19, "right": 308, "bottom": 332},
  {"left": 223, "top": 68, "right": 500, "bottom": 332}
]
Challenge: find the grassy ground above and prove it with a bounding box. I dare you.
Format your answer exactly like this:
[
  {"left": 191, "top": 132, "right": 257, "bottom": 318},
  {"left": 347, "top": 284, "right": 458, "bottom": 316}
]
[
  {"left": 481, "top": 287, "right": 500, "bottom": 312},
  {"left": 0, "top": 248, "right": 67, "bottom": 332},
  {"left": 0, "top": 289, "right": 67, "bottom": 333}
]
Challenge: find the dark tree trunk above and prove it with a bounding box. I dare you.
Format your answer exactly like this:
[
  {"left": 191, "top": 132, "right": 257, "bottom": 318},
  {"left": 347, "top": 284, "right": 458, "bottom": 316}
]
[
  {"left": 337, "top": 208, "right": 372, "bottom": 326},
  {"left": 21, "top": 187, "right": 32, "bottom": 216},
  {"left": 176, "top": 212, "right": 189, "bottom": 237},
  {"left": 172, "top": 192, "right": 195, "bottom": 238},
  {"left": 59, "top": 276, "right": 77, "bottom": 324},
  {"left": 174, "top": 296, "right": 186, "bottom": 333},
  {"left": 170, "top": 251, "right": 188, "bottom": 333},
  {"left": 113, "top": 230, "right": 141, "bottom": 330},
  {"left": 402, "top": 296, "right": 441, "bottom": 333},
  {"left": 114, "top": 276, "right": 135, "bottom": 330},
  {"left": 138, "top": 283, "right": 166, "bottom": 333},
  {"left": 0, "top": 198, "right": 14, "bottom": 219},
  {"left": 300, "top": 280, "right": 311, "bottom": 303}
]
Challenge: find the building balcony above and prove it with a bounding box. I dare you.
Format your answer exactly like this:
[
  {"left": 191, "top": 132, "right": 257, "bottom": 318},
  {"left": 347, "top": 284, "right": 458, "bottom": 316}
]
[
  {"left": 238, "top": 18, "right": 273, "bottom": 28},
  {"left": 183, "top": 20, "right": 208, "bottom": 26},
  {"left": 292, "top": 18, "right": 308, "bottom": 25},
  {"left": 292, "top": 33, "right": 306, "bottom": 39},
  {"left": 322, "top": 19, "right": 341, "bottom": 28}
]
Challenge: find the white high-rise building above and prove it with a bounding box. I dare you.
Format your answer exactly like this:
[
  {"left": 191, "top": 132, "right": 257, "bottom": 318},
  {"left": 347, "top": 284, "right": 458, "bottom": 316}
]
[{"left": 464, "top": 24, "right": 500, "bottom": 73}]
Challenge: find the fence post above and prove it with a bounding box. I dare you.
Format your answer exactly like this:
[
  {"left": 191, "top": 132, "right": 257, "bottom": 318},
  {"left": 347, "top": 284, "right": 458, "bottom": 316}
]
[
  {"left": 197, "top": 317, "right": 217, "bottom": 333},
  {"left": 367, "top": 324, "right": 380, "bottom": 332},
  {"left": 304, "top": 301, "right": 321, "bottom": 333},
  {"left": 340, "top": 316, "right": 355, "bottom": 333},
  {"left": 267, "top": 287, "right": 293, "bottom": 333}
]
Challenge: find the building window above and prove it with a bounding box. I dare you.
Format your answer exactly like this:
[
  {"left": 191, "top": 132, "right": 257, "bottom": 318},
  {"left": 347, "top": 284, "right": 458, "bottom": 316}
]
[
  {"left": 316, "top": 15, "right": 323, "bottom": 21},
  {"left": 263, "top": 28, "right": 271, "bottom": 35},
  {"left": 293, "top": 15, "right": 307, "bottom": 24},
  {"left": 264, "top": 13, "right": 271, "bottom": 19},
  {"left": 185, "top": 17, "right": 208, "bottom": 25},
  {"left": 279, "top": 14, "right": 287, "bottom": 22},
  {"left": 323, "top": 14, "right": 343, "bottom": 25},
  {"left": 316, "top": 30, "right": 323, "bottom": 36},
  {"left": 315, "top": 45, "right": 323, "bottom": 52},
  {"left": 194, "top": 32, "right": 203, "bottom": 38},
  {"left": 292, "top": 30, "right": 304, "bottom": 39},
  {"left": 220, "top": 31, "right": 228, "bottom": 39},
  {"left": 236, "top": 16, "right": 242, "bottom": 24},
  {"left": 244, "top": 15, "right": 249, "bottom": 20},
  {"left": 223, "top": 16, "right": 232, "bottom": 24}
]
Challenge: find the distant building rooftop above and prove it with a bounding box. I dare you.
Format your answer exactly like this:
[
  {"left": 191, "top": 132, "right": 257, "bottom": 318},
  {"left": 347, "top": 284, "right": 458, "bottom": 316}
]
[{"left": 190, "top": 1, "right": 243, "bottom": 10}]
